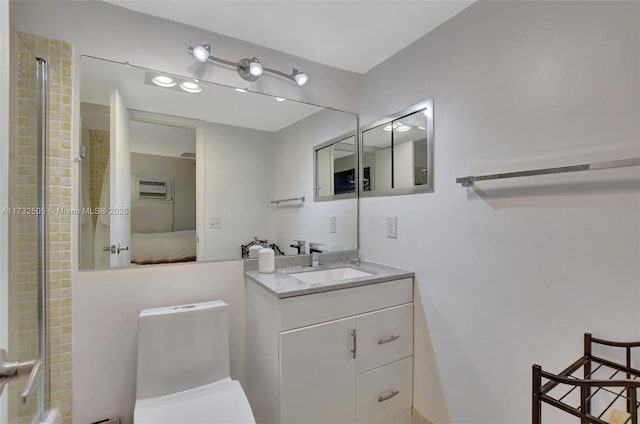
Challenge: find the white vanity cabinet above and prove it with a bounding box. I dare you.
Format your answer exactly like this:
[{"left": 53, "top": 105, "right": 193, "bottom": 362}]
[{"left": 245, "top": 277, "right": 414, "bottom": 424}]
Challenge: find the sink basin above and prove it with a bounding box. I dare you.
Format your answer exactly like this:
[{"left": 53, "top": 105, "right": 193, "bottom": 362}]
[{"left": 289, "top": 267, "right": 372, "bottom": 284}]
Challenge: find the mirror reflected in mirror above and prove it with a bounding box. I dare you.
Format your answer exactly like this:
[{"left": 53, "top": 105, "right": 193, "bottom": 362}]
[
  {"left": 359, "top": 99, "right": 434, "bottom": 197},
  {"left": 313, "top": 132, "right": 357, "bottom": 202},
  {"left": 78, "top": 56, "right": 358, "bottom": 270}
]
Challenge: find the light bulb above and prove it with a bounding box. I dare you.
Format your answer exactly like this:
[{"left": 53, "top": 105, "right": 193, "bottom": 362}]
[
  {"left": 152, "top": 75, "right": 176, "bottom": 87},
  {"left": 383, "top": 123, "right": 399, "bottom": 132},
  {"left": 249, "top": 58, "right": 263, "bottom": 77},
  {"left": 292, "top": 69, "right": 308, "bottom": 86},
  {"left": 180, "top": 81, "right": 202, "bottom": 94},
  {"left": 192, "top": 44, "right": 211, "bottom": 63}
]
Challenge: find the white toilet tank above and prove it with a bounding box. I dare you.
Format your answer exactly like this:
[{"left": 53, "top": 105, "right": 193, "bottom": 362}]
[{"left": 136, "top": 300, "right": 231, "bottom": 400}]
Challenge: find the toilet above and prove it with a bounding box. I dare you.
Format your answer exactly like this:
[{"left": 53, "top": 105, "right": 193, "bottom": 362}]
[{"left": 134, "top": 300, "right": 255, "bottom": 423}]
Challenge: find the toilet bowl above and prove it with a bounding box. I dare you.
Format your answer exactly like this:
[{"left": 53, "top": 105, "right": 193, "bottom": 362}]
[{"left": 133, "top": 300, "right": 255, "bottom": 423}]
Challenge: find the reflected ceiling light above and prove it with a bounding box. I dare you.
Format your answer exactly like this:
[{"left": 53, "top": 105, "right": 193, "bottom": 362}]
[
  {"left": 235, "top": 88, "right": 247, "bottom": 93},
  {"left": 180, "top": 81, "right": 202, "bottom": 94},
  {"left": 417, "top": 126, "right": 426, "bottom": 130},
  {"left": 383, "top": 122, "right": 412, "bottom": 132},
  {"left": 275, "top": 97, "right": 286, "bottom": 102},
  {"left": 152, "top": 75, "right": 176, "bottom": 87},
  {"left": 189, "top": 43, "right": 309, "bottom": 87},
  {"left": 383, "top": 123, "right": 399, "bottom": 132}
]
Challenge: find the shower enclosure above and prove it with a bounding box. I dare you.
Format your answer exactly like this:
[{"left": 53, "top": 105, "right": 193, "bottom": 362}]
[{"left": 1, "top": 30, "right": 50, "bottom": 424}]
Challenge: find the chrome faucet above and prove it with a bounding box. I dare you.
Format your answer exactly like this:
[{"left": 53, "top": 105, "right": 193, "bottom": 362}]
[
  {"left": 290, "top": 240, "right": 306, "bottom": 255},
  {"left": 309, "top": 242, "right": 324, "bottom": 267}
]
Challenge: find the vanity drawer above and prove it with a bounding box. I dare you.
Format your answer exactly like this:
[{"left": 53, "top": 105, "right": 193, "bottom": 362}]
[
  {"left": 279, "top": 278, "right": 413, "bottom": 331},
  {"left": 356, "top": 303, "right": 413, "bottom": 374},
  {"left": 356, "top": 357, "right": 413, "bottom": 424}
]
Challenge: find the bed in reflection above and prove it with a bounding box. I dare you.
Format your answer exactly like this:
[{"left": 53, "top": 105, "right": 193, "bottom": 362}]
[{"left": 130, "top": 199, "right": 196, "bottom": 265}]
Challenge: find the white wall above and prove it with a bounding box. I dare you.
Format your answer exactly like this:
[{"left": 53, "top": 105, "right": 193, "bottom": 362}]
[
  {"left": 374, "top": 148, "right": 391, "bottom": 191},
  {"left": 272, "top": 109, "right": 358, "bottom": 254},
  {"left": 358, "top": 1, "right": 640, "bottom": 423},
  {"left": 130, "top": 153, "right": 196, "bottom": 232},
  {"left": 203, "top": 122, "right": 275, "bottom": 259},
  {"left": 129, "top": 121, "right": 195, "bottom": 159},
  {"left": 73, "top": 260, "right": 246, "bottom": 424}
]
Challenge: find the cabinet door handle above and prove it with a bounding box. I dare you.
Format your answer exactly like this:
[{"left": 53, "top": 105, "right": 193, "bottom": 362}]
[
  {"left": 378, "top": 389, "right": 399, "bottom": 403},
  {"left": 350, "top": 329, "right": 357, "bottom": 359},
  {"left": 378, "top": 335, "right": 400, "bottom": 345}
]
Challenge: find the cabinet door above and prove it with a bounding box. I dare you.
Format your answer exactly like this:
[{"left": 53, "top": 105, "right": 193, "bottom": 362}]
[{"left": 280, "top": 317, "right": 356, "bottom": 424}]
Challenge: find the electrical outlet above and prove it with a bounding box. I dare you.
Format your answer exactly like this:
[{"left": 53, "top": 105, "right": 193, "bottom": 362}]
[
  {"left": 209, "top": 216, "right": 222, "bottom": 229},
  {"left": 386, "top": 216, "right": 397, "bottom": 238},
  {"left": 330, "top": 216, "right": 337, "bottom": 233}
]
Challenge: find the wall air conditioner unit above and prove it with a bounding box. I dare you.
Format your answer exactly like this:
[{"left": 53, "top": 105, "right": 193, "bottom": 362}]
[{"left": 133, "top": 176, "right": 173, "bottom": 201}]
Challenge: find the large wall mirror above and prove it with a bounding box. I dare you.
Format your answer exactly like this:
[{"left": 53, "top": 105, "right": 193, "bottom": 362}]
[
  {"left": 78, "top": 56, "right": 358, "bottom": 270},
  {"left": 359, "top": 99, "right": 434, "bottom": 197}
]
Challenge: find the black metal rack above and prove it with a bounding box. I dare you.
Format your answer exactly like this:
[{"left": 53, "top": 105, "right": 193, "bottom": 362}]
[
  {"left": 241, "top": 237, "right": 284, "bottom": 259},
  {"left": 533, "top": 333, "right": 640, "bottom": 424}
]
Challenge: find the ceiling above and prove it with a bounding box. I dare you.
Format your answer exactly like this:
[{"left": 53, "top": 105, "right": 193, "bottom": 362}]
[{"left": 103, "top": 0, "right": 474, "bottom": 74}]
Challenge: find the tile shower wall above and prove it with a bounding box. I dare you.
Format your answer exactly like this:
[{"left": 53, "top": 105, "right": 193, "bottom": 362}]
[
  {"left": 88, "top": 130, "right": 109, "bottom": 217},
  {"left": 10, "top": 32, "right": 73, "bottom": 423},
  {"left": 8, "top": 30, "right": 39, "bottom": 424}
]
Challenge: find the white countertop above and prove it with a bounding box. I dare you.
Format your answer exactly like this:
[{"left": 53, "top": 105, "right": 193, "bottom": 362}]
[{"left": 245, "top": 261, "right": 414, "bottom": 298}]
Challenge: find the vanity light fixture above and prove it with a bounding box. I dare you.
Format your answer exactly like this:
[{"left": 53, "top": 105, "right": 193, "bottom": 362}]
[
  {"left": 291, "top": 69, "right": 308, "bottom": 86},
  {"left": 189, "top": 44, "right": 309, "bottom": 86}
]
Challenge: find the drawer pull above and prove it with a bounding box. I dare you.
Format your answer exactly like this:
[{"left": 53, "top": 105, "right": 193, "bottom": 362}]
[
  {"left": 378, "top": 389, "right": 400, "bottom": 402},
  {"left": 350, "top": 329, "right": 357, "bottom": 359},
  {"left": 378, "top": 335, "right": 400, "bottom": 345}
]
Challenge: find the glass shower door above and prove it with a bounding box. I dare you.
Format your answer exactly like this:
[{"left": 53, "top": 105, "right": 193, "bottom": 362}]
[{"left": 0, "top": 30, "right": 48, "bottom": 424}]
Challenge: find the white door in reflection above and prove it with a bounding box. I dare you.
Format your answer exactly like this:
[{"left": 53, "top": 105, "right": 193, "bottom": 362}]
[{"left": 94, "top": 89, "right": 131, "bottom": 268}]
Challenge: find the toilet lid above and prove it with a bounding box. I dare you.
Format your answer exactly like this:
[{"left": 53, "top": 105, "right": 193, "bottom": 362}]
[{"left": 134, "top": 378, "right": 255, "bottom": 424}]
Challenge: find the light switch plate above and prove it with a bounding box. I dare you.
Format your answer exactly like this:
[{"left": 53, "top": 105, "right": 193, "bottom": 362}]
[
  {"left": 386, "top": 216, "right": 397, "bottom": 238},
  {"left": 209, "top": 216, "right": 222, "bottom": 229},
  {"left": 330, "top": 216, "right": 337, "bottom": 233}
]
